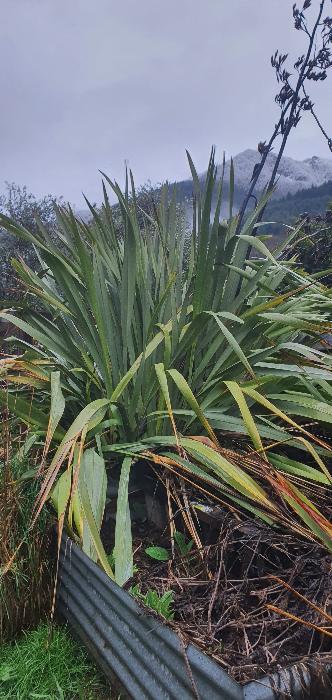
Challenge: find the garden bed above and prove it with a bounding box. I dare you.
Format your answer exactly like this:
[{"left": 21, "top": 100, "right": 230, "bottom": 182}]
[
  {"left": 97, "top": 467, "right": 332, "bottom": 686},
  {"left": 58, "top": 532, "right": 332, "bottom": 700},
  {"left": 127, "top": 514, "right": 332, "bottom": 683}
]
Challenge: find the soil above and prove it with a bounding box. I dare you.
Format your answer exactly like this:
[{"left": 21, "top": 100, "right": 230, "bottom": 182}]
[{"left": 101, "top": 476, "right": 332, "bottom": 685}]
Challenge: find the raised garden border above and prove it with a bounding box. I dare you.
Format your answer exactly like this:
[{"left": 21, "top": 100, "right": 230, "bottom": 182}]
[{"left": 57, "top": 535, "right": 332, "bottom": 700}]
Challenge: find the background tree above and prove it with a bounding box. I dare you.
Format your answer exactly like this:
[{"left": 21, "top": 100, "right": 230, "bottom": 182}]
[
  {"left": 0, "top": 183, "right": 62, "bottom": 301},
  {"left": 284, "top": 202, "right": 332, "bottom": 279}
]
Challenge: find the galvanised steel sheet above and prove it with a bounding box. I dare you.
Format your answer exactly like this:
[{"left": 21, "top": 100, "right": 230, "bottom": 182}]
[
  {"left": 57, "top": 535, "right": 332, "bottom": 700},
  {"left": 57, "top": 535, "right": 243, "bottom": 700}
]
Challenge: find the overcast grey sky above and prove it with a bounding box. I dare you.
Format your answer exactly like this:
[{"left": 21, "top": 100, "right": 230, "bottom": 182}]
[{"left": 1, "top": 0, "right": 331, "bottom": 206}]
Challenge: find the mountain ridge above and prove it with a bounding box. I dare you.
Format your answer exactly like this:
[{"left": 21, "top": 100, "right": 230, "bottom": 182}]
[{"left": 207, "top": 148, "right": 332, "bottom": 201}]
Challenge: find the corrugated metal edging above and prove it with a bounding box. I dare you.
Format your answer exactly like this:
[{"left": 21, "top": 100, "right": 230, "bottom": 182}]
[
  {"left": 57, "top": 535, "right": 243, "bottom": 700},
  {"left": 57, "top": 535, "right": 332, "bottom": 700},
  {"left": 243, "top": 663, "right": 332, "bottom": 700}
]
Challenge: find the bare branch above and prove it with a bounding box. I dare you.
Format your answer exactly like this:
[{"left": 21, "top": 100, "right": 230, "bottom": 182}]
[{"left": 236, "top": 0, "right": 332, "bottom": 236}]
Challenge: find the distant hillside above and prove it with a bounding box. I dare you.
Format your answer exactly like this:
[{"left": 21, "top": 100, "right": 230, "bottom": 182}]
[
  {"left": 265, "top": 179, "right": 332, "bottom": 226},
  {"left": 174, "top": 149, "right": 332, "bottom": 217},
  {"left": 216, "top": 149, "right": 332, "bottom": 200},
  {"left": 171, "top": 149, "right": 332, "bottom": 231}
]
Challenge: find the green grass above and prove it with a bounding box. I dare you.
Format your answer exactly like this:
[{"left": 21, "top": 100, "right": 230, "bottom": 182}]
[{"left": 0, "top": 623, "right": 112, "bottom": 699}]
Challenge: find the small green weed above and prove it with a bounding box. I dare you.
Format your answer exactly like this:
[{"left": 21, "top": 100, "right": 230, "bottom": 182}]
[
  {"left": 129, "top": 585, "right": 174, "bottom": 620},
  {"left": 173, "top": 531, "right": 194, "bottom": 557},
  {"left": 144, "top": 546, "right": 169, "bottom": 561},
  {"left": 0, "top": 622, "right": 110, "bottom": 699},
  {"left": 144, "top": 533, "right": 194, "bottom": 563}
]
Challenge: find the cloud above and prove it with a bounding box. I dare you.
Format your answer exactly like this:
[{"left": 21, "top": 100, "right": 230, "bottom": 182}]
[{"left": 0, "top": 0, "right": 331, "bottom": 205}]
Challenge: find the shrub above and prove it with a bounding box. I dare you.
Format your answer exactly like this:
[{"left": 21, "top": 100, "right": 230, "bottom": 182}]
[
  {"left": 0, "top": 183, "right": 62, "bottom": 302},
  {"left": 285, "top": 205, "right": 332, "bottom": 279}
]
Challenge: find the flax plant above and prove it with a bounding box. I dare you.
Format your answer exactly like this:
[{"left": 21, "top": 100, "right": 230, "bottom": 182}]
[{"left": 1, "top": 150, "right": 332, "bottom": 582}]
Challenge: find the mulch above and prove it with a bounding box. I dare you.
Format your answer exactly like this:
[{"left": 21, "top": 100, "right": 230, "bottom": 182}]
[
  {"left": 127, "top": 511, "right": 332, "bottom": 683},
  {"left": 101, "top": 454, "right": 332, "bottom": 684}
]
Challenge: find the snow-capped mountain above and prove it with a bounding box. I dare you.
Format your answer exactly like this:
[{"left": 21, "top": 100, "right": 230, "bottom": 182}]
[{"left": 215, "top": 149, "right": 332, "bottom": 200}]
